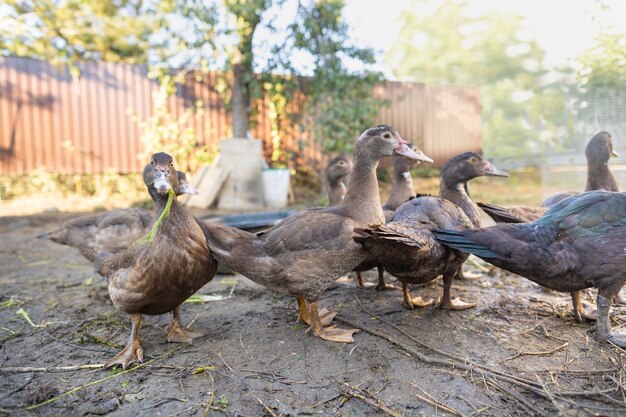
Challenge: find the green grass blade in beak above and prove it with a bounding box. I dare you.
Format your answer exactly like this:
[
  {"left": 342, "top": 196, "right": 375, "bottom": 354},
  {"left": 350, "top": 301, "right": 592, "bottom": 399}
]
[{"left": 135, "top": 188, "right": 175, "bottom": 245}]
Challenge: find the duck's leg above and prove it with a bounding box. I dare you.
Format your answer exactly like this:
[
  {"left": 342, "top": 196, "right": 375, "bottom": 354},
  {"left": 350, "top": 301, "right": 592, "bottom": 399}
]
[
  {"left": 306, "top": 300, "right": 359, "bottom": 343},
  {"left": 166, "top": 306, "right": 205, "bottom": 343},
  {"left": 375, "top": 266, "right": 396, "bottom": 291},
  {"left": 401, "top": 281, "right": 434, "bottom": 309},
  {"left": 613, "top": 289, "right": 626, "bottom": 305},
  {"left": 438, "top": 271, "right": 476, "bottom": 310},
  {"left": 596, "top": 292, "right": 626, "bottom": 347},
  {"left": 105, "top": 313, "right": 144, "bottom": 369},
  {"left": 297, "top": 296, "right": 336, "bottom": 327},
  {"left": 571, "top": 291, "right": 597, "bottom": 322},
  {"left": 354, "top": 271, "right": 365, "bottom": 288}
]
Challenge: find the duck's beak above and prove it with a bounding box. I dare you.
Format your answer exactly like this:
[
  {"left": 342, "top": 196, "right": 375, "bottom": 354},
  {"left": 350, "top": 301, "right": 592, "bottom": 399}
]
[
  {"left": 153, "top": 169, "right": 173, "bottom": 195},
  {"left": 483, "top": 160, "right": 509, "bottom": 177},
  {"left": 394, "top": 139, "right": 434, "bottom": 163},
  {"left": 611, "top": 149, "right": 619, "bottom": 158},
  {"left": 179, "top": 182, "right": 198, "bottom": 195}
]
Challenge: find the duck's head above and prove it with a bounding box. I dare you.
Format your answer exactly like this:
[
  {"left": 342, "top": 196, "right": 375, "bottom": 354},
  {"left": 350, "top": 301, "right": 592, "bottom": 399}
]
[
  {"left": 442, "top": 152, "right": 508, "bottom": 185},
  {"left": 393, "top": 143, "right": 422, "bottom": 173},
  {"left": 176, "top": 171, "right": 198, "bottom": 195},
  {"left": 586, "top": 131, "right": 619, "bottom": 164},
  {"left": 144, "top": 152, "right": 179, "bottom": 196},
  {"left": 355, "top": 125, "right": 433, "bottom": 163},
  {"left": 326, "top": 154, "right": 353, "bottom": 182}
]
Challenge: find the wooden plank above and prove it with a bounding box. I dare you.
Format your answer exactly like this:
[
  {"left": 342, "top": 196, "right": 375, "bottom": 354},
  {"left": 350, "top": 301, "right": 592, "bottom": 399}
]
[{"left": 182, "top": 156, "right": 230, "bottom": 208}]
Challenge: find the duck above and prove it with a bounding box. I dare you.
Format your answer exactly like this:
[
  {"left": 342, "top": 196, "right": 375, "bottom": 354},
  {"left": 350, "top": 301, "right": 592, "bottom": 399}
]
[
  {"left": 433, "top": 191, "right": 626, "bottom": 346},
  {"left": 542, "top": 131, "right": 620, "bottom": 207},
  {"left": 38, "top": 171, "right": 197, "bottom": 262},
  {"left": 353, "top": 148, "right": 421, "bottom": 290},
  {"left": 354, "top": 152, "right": 508, "bottom": 309},
  {"left": 325, "top": 154, "right": 352, "bottom": 206},
  {"left": 96, "top": 153, "right": 217, "bottom": 368},
  {"left": 202, "top": 125, "right": 433, "bottom": 342}
]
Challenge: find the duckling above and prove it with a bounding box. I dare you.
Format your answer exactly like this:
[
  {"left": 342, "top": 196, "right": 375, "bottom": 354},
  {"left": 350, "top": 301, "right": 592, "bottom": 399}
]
[
  {"left": 433, "top": 191, "right": 626, "bottom": 346},
  {"left": 96, "top": 153, "right": 216, "bottom": 368},
  {"left": 202, "top": 125, "right": 433, "bottom": 343}
]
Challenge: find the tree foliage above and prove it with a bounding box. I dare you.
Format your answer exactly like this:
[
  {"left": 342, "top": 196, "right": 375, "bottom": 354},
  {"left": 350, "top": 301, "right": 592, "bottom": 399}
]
[
  {"left": 0, "top": 0, "right": 162, "bottom": 74},
  {"left": 387, "top": 0, "right": 574, "bottom": 160},
  {"left": 1, "top": 0, "right": 384, "bottom": 163}
]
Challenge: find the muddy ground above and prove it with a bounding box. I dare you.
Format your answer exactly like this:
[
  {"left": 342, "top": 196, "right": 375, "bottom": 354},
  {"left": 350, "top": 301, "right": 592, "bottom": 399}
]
[{"left": 1, "top": 213, "right": 626, "bottom": 417}]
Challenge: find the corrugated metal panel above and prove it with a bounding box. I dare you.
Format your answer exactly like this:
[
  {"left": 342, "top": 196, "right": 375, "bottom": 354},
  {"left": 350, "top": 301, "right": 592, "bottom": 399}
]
[{"left": 0, "top": 57, "right": 481, "bottom": 174}]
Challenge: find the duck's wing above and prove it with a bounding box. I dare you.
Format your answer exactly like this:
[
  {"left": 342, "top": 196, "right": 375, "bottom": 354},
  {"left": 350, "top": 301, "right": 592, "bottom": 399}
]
[
  {"left": 261, "top": 208, "right": 355, "bottom": 256},
  {"left": 355, "top": 197, "right": 472, "bottom": 249},
  {"left": 434, "top": 192, "right": 626, "bottom": 278},
  {"left": 478, "top": 202, "right": 546, "bottom": 223}
]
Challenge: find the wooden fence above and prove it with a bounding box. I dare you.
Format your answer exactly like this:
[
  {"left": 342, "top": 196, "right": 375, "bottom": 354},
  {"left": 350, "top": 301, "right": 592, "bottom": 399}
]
[{"left": 0, "top": 57, "right": 481, "bottom": 174}]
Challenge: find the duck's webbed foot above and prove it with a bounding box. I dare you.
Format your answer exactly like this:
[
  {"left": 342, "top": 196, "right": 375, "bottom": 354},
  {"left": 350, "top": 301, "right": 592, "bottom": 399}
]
[
  {"left": 439, "top": 272, "right": 476, "bottom": 310},
  {"left": 105, "top": 313, "right": 144, "bottom": 369},
  {"left": 438, "top": 296, "right": 476, "bottom": 310},
  {"left": 317, "top": 325, "right": 360, "bottom": 343},
  {"left": 456, "top": 268, "right": 482, "bottom": 280},
  {"left": 306, "top": 300, "right": 359, "bottom": 343},
  {"left": 400, "top": 282, "right": 434, "bottom": 309},
  {"left": 166, "top": 306, "right": 205, "bottom": 343},
  {"left": 595, "top": 293, "right": 626, "bottom": 346}
]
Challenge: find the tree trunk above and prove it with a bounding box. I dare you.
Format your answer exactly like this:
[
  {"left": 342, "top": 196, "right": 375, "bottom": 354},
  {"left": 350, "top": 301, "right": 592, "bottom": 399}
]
[{"left": 231, "top": 62, "right": 250, "bottom": 139}]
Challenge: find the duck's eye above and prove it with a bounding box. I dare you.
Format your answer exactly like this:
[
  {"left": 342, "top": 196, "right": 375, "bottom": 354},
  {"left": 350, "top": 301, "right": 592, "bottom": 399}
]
[
  {"left": 170, "top": 163, "right": 174, "bottom": 167},
  {"left": 383, "top": 133, "right": 392, "bottom": 139},
  {"left": 150, "top": 160, "right": 155, "bottom": 165},
  {"left": 469, "top": 157, "right": 478, "bottom": 163}
]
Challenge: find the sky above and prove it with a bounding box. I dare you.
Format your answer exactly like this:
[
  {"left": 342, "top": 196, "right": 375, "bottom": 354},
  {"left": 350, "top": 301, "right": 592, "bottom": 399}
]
[{"left": 343, "top": 0, "right": 626, "bottom": 80}]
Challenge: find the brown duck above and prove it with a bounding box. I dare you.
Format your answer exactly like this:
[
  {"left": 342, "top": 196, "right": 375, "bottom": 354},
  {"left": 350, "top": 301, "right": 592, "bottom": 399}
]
[
  {"left": 96, "top": 153, "right": 217, "bottom": 368},
  {"left": 434, "top": 191, "right": 626, "bottom": 346},
  {"left": 202, "top": 125, "right": 432, "bottom": 342},
  {"left": 353, "top": 147, "right": 423, "bottom": 290},
  {"left": 39, "top": 171, "right": 197, "bottom": 262},
  {"left": 355, "top": 152, "right": 508, "bottom": 309},
  {"left": 542, "top": 131, "right": 620, "bottom": 207},
  {"left": 325, "top": 154, "right": 352, "bottom": 206}
]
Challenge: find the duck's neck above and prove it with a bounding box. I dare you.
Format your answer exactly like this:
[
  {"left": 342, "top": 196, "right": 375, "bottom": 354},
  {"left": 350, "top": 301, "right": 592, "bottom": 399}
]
[
  {"left": 385, "top": 169, "right": 415, "bottom": 210},
  {"left": 327, "top": 177, "right": 347, "bottom": 206},
  {"left": 338, "top": 156, "right": 384, "bottom": 224},
  {"left": 586, "top": 161, "right": 620, "bottom": 192},
  {"left": 440, "top": 179, "right": 482, "bottom": 228},
  {"left": 149, "top": 188, "right": 180, "bottom": 227}
]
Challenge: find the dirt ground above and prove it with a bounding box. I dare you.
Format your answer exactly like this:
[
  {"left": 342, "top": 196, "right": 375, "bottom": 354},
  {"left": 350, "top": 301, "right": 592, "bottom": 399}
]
[{"left": 1, "top": 212, "right": 626, "bottom": 417}]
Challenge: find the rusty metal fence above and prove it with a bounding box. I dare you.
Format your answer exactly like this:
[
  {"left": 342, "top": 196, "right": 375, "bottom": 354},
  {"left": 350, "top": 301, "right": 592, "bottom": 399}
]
[{"left": 0, "top": 57, "right": 481, "bottom": 174}]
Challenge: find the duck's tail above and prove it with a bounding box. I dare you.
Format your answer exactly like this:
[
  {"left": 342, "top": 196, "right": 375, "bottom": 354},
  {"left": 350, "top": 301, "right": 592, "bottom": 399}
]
[
  {"left": 478, "top": 202, "right": 526, "bottom": 224},
  {"left": 431, "top": 229, "right": 498, "bottom": 259},
  {"left": 199, "top": 221, "right": 258, "bottom": 261},
  {"left": 354, "top": 224, "right": 428, "bottom": 248}
]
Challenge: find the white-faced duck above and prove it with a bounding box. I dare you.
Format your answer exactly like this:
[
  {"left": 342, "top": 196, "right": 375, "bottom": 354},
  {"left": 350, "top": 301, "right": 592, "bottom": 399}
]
[{"left": 96, "top": 153, "right": 217, "bottom": 368}]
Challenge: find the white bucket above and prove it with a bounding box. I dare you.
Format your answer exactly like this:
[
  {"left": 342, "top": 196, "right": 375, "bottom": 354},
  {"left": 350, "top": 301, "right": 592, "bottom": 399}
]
[{"left": 262, "top": 168, "right": 290, "bottom": 208}]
